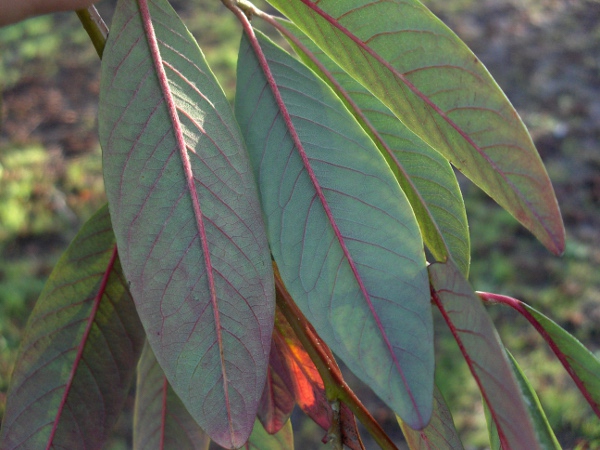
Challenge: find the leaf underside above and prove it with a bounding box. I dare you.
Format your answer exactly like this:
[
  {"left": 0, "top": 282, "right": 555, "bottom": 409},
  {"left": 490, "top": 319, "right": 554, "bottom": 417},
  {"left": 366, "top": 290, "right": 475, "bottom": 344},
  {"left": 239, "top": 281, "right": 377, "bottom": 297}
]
[
  {"left": 98, "top": 0, "right": 275, "bottom": 447},
  {"left": 134, "top": 342, "right": 211, "bottom": 450},
  {"left": 429, "top": 261, "right": 540, "bottom": 449},
  {"left": 265, "top": 0, "right": 565, "bottom": 256},
  {"left": 277, "top": 18, "right": 470, "bottom": 276},
  {"left": 484, "top": 351, "right": 561, "bottom": 450},
  {"left": 0, "top": 205, "right": 145, "bottom": 450},
  {"left": 398, "top": 385, "right": 464, "bottom": 450},
  {"left": 235, "top": 29, "right": 433, "bottom": 429}
]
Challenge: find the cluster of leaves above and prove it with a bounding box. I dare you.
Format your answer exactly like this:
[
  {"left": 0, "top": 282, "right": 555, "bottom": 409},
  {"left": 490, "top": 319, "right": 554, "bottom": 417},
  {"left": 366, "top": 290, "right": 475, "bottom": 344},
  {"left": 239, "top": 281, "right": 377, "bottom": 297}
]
[{"left": 1, "top": 0, "right": 599, "bottom": 448}]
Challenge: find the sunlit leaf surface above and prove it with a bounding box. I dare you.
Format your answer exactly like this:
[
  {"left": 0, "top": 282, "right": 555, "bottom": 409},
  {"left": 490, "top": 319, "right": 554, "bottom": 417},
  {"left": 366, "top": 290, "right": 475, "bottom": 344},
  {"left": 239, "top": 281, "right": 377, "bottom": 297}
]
[
  {"left": 98, "top": 0, "right": 275, "bottom": 446},
  {"left": 0, "top": 205, "right": 145, "bottom": 449},
  {"left": 266, "top": 0, "right": 565, "bottom": 255},
  {"left": 236, "top": 30, "right": 433, "bottom": 429},
  {"left": 134, "top": 342, "right": 210, "bottom": 450},
  {"left": 429, "top": 261, "right": 539, "bottom": 449},
  {"left": 277, "top": 19, "right": 470, "bottom": 275}
]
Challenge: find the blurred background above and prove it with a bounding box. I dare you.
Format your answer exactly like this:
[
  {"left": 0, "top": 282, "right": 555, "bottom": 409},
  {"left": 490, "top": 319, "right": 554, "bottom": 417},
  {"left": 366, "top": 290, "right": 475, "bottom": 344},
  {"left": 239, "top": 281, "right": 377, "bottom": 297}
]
[{"left": 0, "top": 0, "right": 598, "bottom": 448}]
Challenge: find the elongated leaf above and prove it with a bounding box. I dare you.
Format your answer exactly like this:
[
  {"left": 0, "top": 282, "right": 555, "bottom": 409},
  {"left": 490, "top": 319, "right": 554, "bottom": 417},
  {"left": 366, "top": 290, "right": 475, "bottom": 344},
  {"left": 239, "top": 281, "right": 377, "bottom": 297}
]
[
  {"left": 98, "top": 0, "right": 275, "bottom": 447},
  {"left": 398, "top": 386, "right": 464, "bottom": 450},
  {"left": 0, "top": 205, "right": 145, "bottom": 449},
  {"left": 265, "top": 0, "right": 565, "bottom": 255},
  {"left": 484, "top": 352, "right": 561, "bottom": 450},
  {"left": 243, "top": 419, "right": 293, "bottom": 450},
  {"left": 235, "top": 29, "right": 433, "bottom": 429},
  {"left": 275, "top": 18, "right": 470, "bottom": 275},
  {"left": 428, "top": 261, "right": 539, "bottom": 449},
  {"left": 258, "top": 332, "right": 296, "bottom": 435},
  {"left": 479, "top": 292, "right": 600, "bottom": 418},
  {"left": 134, "top": 341, "right": 210, "bottom": 450}
]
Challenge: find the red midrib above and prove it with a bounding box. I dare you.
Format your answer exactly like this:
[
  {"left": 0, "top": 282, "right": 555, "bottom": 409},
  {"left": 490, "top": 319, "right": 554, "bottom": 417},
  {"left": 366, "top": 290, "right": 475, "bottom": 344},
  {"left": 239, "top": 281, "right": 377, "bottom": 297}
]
[
  {"left": 295, "top": 0, "right": 562, "bottom": 252},
  {"left": 137, "top": 0, "right": 234, "bottom": 443},
  {"left": 46, "top": 245, "right": 119, "bottom": 449},
  {"left": 232, "top": 8, "right": 423, "bottom": 426}
]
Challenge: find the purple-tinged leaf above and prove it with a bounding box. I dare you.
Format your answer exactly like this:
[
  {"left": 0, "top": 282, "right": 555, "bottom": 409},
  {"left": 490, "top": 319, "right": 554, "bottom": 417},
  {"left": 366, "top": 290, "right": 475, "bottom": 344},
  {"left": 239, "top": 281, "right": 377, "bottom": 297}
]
[
  {"left": 242, "top": 418, "right": 293, "bottom": 450},
  {"left": 0, "top": 205, "right": 145, "bottom": 449},
  {"left": 398, "top": 386, "right": 464, "bottom": 450},
  {"left": 134, "top": 342, "right": 210, "bottom": 450},
  {"left": 479, "top": 292, "right": 600, "bottom": 419},
  {"left": 428, "top": 261, "right": 539, "bottom": 449},
  {"left": 484, "top": 351, "right": 561, "bottom": 450},
  {"left": 235, "top": 23, "right": 433, "bottom": 430},
  {"left": 258, "top": 332, "right": 296, "bottom": 435},
  {"left": 265, "top": 0, "right": 565, "bottom": 256},
  {"left": 98, "top": 0, "right": 275, "bottom": 447},
  {"left": 271, "top": 17, "right": 470, "bottom": 276}
]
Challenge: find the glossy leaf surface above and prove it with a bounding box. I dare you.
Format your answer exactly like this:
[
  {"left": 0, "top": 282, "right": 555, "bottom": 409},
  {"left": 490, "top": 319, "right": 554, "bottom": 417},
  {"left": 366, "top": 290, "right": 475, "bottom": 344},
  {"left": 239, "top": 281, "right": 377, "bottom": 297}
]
[
  {"left": 429, "top": 261, "right": 539, "bottom": 449},
  {"left": 0, "top": 205, "right": 145, "bottom": 449},
  {"left": 277, "top": 18, "right": 470, "bottom": 275},
  {"left": 243, "top": 419, "right": 293, "bottom": 450},
  {"left": 134, "top": 342, "right": 210, "bottom": 450},
  {"left": 398, "top": 386, "right": 464, "bottom": 450},
  {"left": 98, "top": 0, "right": 275, "bottom": 447},
  {"left": 265, "top": 0, "right": 565, "bottom": 255},
  {"left": 236, "top": 30, "right": 433, "bottom": 429}
]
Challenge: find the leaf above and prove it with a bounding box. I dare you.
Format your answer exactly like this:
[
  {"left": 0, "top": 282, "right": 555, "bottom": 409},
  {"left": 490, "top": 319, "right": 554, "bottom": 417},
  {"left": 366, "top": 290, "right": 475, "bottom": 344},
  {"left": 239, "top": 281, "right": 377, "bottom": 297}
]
[
  {"left": 243, "top": 418, "right": 294, "bottom": 450},
  {"left": 479, "top": 292, "right": 600, "bottom": 419},
  {"left": 98, "top": 0, "right": 275, "bottom": 447},
  {"left": 0, "top": 205, "right": 145, "bottom": 449},
  {"left": 428, "top": 261, "right": 540, "bottom": 449},
  {"left": 265, "top": 0, "right": 565, "bottom": 255},
  {"left": 134, "top": 341, "right": 211, "bottom": 450},
  {"left": 274, "top": 18, "right": 470, "bottom": 276},
  {"left": 398, "top": 386, "right": 464, "bottom": 450},
  {"left": 235, "top": 29, "right": 433, "bottom": 429},
  {"left": 484, "top": 351, "right": 561, "bottom": 450},
  {"left": 257, "top": 331, "right": 296, "bottom": 435},
  {"left": 271, "top": 306, "right": 364, "bottom": 450}
]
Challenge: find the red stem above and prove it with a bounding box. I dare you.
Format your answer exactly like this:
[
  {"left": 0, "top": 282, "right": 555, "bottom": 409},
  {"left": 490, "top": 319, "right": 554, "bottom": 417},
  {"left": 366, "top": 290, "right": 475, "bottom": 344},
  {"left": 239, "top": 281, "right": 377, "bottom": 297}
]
[{"left": 478, "top": 291, "right": 600, "bottom": 417}]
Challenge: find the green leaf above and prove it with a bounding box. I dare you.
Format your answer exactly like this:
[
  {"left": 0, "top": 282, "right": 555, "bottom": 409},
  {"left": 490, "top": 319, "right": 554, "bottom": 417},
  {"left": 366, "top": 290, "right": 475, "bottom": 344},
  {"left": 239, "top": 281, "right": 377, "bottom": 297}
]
[
  {"left": 480, "top": 292, "right": 600, "bottom": 418},
  {"left": 243, "top": 419, "right": 294, "bottom": 450},
  {"left": 520, "top": 305, "right": 600, "bottom": 417},
  {"left": 98, "top": 0, "right": 275, "bottom": 447},
  {"left": 398, "top": 386, "right": 464, "bottom": 450},
  {"left": 484, "top": 352, "right": 561, "bottom": 450},
  {"left": 235, "top": 30, "right": 433, "bottom": 429},
  {"left": 134, "top": 342, "right": 210, "bottom": 450},
  {"left": 275, "top": 18, "right": 470, "bottom": 275},
  {"left": 265, "top": 0, "right": 565, "bottom": 255},
  {"left": 429, "top": 261, "right": 540, "bottom": 449},
  {"left": 0, "top": 205, "right": 145, "bottom": 449}
]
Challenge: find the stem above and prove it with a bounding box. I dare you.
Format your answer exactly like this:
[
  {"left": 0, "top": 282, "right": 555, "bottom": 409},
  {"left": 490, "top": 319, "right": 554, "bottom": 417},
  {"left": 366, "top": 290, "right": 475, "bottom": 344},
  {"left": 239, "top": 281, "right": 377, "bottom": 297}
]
[
  {"left": 478, "top": 291, "right": 600, "bottom": 418},
  {"left": 76, "top": 5, "right": 108, "bottom": 59},
  {"left": 273, "top": 265, "right": 398, "bottom": 450}
]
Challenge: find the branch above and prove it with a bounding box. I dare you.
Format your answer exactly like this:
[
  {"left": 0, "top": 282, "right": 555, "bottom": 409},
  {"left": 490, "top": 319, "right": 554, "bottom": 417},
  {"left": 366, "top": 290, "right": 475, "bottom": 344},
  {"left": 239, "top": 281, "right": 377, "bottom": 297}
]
[{"left": 76, "top": 5, "right": 108, "bottom": 58}]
